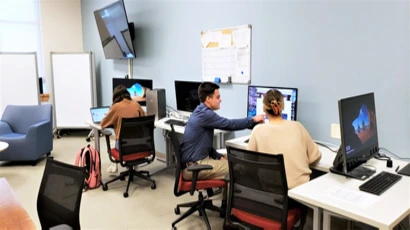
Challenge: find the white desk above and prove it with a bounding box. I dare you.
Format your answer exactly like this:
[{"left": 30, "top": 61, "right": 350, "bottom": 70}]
[
  {"left": 226, "top": 134, "right": 410, "bottom": 230},
  {"left": 154, "top": 117, "right": 228, "bottom": 148},
  {"left": 289, "top": 158, "right": 410, "bottom": 230}
]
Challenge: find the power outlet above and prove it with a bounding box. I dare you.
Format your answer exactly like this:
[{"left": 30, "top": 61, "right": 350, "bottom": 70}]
[{"left": 330, "top": 124, "right": 341, "bottom": 139}]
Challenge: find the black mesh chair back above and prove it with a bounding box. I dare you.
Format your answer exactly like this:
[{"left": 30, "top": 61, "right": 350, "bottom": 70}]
[
  {"left": 168, "top": 124, "right": 186, "bottom": 196},
  {"left": 37, "top": 158, "right": 86, "bottom": 229},
  {"left": 226, "top": 146, "right": 290, "bottom": 230},
  {"left": 118, "top": 115, "right": 156, "bottom": 164}
]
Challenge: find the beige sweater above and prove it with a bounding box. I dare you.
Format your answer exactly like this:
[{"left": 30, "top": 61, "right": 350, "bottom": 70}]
[
  {"left": 100, "top": 99, "right": 146, "bottom": 139},
  {"left": 247, "top": 121, "right": 321, "bottom": 189}
]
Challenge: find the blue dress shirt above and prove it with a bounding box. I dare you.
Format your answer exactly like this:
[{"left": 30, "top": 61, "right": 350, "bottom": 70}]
[{"left": 181, "top": 103, "right": 254, "bottom": 163}]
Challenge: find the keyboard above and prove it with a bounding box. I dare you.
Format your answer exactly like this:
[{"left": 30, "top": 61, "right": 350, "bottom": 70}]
[
  {"left": 359, "top": 171, "right": 402, "bottom": 196},
  {"left": 165, "top": 119, "right": 186, "bottom": 127}
]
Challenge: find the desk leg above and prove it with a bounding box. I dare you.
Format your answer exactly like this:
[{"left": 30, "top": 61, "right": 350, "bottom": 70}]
[
  {"left": 323, "top": 210, "right": 331, "bottom": 230},
  {"left": 216, "top": 133, "right": 225, "bottom": 149},
  {"left": 93, "top": 128, "right": 100, "bottom": 153},
  {"left": 152, "top": 131, "right": 174, "bottom": 175},
  {"left": 312, "top": 206, "right": 321, "bottom": 230}
]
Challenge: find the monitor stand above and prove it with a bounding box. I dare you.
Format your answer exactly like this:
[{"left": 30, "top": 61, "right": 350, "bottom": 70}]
[{"left": 330, "top": 165, "right": 376, "bottom": 180}]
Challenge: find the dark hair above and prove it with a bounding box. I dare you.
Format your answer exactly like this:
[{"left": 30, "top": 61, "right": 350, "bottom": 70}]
[
  {"left": 263, "top": 89, "right": 284, "bottom": 117},
  {"left": 112, "top": 85, "right": 132, "bottom": 104},
  {"left": 198, "top": 82, "right": 220, "bottom": 102}
]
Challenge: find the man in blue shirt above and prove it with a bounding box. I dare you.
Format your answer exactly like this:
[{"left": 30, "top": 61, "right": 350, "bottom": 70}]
[{"left": 181, "top": 82, "right": 265, "bottom": 181}]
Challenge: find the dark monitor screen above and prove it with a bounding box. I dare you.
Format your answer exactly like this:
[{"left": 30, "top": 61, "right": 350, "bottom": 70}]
[
  {"left": 112, "top": 78, "right": 153, "bottom": 106},
  {"left": 94, "top": 0, "right": 135, "bottom": 59},
  {"left": 174, "top": 81, "right": 202, "bottom": 113},
  {"left": 247, "top": 85, "right": 298, "bottom": 124},
  {"left": 339, "top": 92, "right": 379, "bottom": 172}
]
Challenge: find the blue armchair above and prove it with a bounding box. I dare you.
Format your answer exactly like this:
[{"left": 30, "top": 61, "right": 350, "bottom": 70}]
[{"left": 0, "top": 104, "right": 53, "bottom": 164}]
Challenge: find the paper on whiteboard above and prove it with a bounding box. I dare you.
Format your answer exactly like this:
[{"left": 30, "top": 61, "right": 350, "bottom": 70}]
[
  {"left": 235, "top": 48, "right": 250, "bottom": 77},
  {"left": 232, "top": 29, "right": 250, "bottom": 48},
  {"left": 325, "top": 186, "right": 379, "bottom": 209},
  {"left": 219, "top": 34, "right": 232, "bottom": 48},
  {"left": 210, "top": 31, "right": 222, "bottom": 43},
  {"left": 201, "top": 31, "right": 211, "bottom": 48},
  {"left": 202, "top": 48, "right": 236, "bottom": 79}
]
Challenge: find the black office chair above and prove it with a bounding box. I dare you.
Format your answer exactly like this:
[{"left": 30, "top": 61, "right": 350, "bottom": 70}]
[
  {"left": 225, "top": 146, "right": 305, "bottom": 230},
  {"left": 168, "top": 124, "right": 226, "bottom": 230},
  {"left": 37, "top": 158, "right": 86, "bottom": 230},
  {"left": 102, "top": 115, "right": 156, "bottom": 198}
]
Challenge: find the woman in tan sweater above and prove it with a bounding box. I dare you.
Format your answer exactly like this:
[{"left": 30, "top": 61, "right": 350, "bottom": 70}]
[
  {"left": 100, "top": 85, "right": 146, "bottom": 173},
  {"left": 247, "top": 89, "right": 321, "bottom": 189},
  {"left": 247, "top": 89, "right": 321, "bottom": 227}
]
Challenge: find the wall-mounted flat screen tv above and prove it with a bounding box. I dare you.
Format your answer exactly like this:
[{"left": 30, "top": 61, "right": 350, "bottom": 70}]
[{"left": 94, "top": 0, "right": 135, "bottom": 59}]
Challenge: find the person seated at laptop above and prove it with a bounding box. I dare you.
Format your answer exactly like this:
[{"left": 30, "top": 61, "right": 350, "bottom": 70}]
[
  {"left": 100, "top": 85, "right": 146, "bottom": 173},
  {"left": 247, "top": 89, "right": 321, "bottom": 227}
]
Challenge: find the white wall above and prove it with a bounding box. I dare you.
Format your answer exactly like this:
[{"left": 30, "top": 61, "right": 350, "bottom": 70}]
[{"left": 39, "top": 0, "right": 84, "bottom": 106}]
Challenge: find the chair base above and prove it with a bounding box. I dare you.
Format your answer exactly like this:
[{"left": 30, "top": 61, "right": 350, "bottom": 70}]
[
  {"left": 172, "top": 191, "right": 221, "bottom": 230},
  {"left": 102, "top": 167, "right": 156, "bottom": 198}
]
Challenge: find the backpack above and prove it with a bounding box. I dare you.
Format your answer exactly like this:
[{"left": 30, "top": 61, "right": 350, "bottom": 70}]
[{"left": 75, "top": 144, "right": 101, "bottom": 190}]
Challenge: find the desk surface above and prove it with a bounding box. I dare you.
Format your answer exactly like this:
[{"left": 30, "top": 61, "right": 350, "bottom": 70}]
[
  {"left": 0, "top": 178, "right": 36, "bottom": 229},
  {"left": 224, "top": 134, "right": 336, "bottom": 172},
  {"left": 154, "top": 117, "right": 229, "bottom": 135},
  {"left": 289, "top": 159, "right": 410, "bottom": 230}
]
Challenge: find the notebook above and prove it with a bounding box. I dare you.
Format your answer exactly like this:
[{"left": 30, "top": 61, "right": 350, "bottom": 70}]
[{"left": 90, "top": 106, "right": 110, "bottom": 124}]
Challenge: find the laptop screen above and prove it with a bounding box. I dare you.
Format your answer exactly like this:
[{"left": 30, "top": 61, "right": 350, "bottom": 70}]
[{"left": 90, "top": 107, "right": 110, "bottom": 123}]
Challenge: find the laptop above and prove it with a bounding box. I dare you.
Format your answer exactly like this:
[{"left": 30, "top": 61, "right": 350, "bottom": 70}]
[{"left": 90, "top": 106, "right": 110, "bottom": 124}]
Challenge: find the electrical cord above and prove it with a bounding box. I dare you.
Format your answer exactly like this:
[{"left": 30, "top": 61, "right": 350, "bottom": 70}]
[
  {"left": 314, "top": 141, "right": 338, "bottom": 153},
  {"left": 379, "top": 147, "right": 410, "bottom": 161}
]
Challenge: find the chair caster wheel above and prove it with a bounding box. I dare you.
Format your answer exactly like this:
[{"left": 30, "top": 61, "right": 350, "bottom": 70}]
[
  {"left": 120, "top": 176, "right": 126, "bottom": 181},
  {"left": 151, "top": 183, "right": 156, "bottom": 190},
  {"left": 57, "top": 135, "right": 60, "bottom": 139},
  {"left": 198, "top": 210, "right": 202, "bottom": 216},
  {"left": 86, "top": 137, "right": 90, "bottom": 142},
  {"left": 174, "top": 207, "right": 180, "bottom": 215},
  {"left": 123, "top": 192, "right": 128, "bottom": 198},
  {"left": 102, "top": 184, "right": 108, "bottom": 191},
  {"left": 172, "top": 227, "right": 177, "bottom": 230}
]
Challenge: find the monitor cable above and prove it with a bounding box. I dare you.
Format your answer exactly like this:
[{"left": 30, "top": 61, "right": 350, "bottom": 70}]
[
  {"left": 314, "top": 141, "right": 338, "bottom": 153},
  {"left": 379, "top": 147, "right": 410, "bottom": 161}
]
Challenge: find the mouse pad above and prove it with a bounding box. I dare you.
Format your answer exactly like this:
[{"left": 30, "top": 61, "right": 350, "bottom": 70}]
[{"left": 398, "top": 163, "right": 410, "bottom": 177}]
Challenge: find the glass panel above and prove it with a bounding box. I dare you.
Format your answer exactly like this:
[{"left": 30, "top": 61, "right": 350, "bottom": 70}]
[
  {"left": 0, "top": 0, "right": 38, "bottom": 22},
  {"left": 0, "top": 23, "right": 39, "bottom": 52}
]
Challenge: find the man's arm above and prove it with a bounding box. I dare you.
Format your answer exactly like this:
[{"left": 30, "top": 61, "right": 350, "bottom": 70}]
[
  {"left": 209, "top": 148, "right": 224, "bottom": 159},
  {"left": 203, "top": 110, "right": 254, "bottom": 130}
]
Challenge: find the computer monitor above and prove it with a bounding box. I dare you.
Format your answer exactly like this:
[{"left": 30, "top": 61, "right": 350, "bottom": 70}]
[
  {"left": 330, "top": 92, "right": 378, "bottom": 180},
  {"left": 112, "top": 78, "right": 153, "bottom": 106},
  {"left": 174, "top": 80, "right": 202, "bottom": 116},
  {"left": 247, "top": 85, "right": 298, "bottom": 124}
]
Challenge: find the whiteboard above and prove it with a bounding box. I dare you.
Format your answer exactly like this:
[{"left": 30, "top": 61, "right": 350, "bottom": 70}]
[
  {"left": 51, "top": 52, "right": 96, "bottom": 129},
  {"left": 0, "top": 52, "right": 40, "bottom": 116},
  {"left": 201, "top": 25, "right": 252, "bottom": 84}
]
